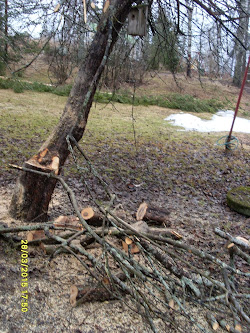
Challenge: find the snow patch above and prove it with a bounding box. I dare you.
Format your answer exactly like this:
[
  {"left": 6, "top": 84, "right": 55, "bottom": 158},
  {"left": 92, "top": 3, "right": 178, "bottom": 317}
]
[{"left": 165, "top": 110, "right": 250, "bottom": 133}]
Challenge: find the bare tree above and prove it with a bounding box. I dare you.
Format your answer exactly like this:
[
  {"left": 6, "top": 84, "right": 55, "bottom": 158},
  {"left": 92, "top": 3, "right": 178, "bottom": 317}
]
[
  {"left": 9, "top": 0, "right": 249, "bottom": 221},
  {"left": 10, "top": 0, "right": 141, "bottom": 221}
]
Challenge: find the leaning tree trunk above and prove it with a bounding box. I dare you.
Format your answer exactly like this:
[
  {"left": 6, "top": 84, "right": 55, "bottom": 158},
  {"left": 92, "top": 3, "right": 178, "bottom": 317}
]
[{"left": 9, "top": 0, "right": 137, "bottom": 221}]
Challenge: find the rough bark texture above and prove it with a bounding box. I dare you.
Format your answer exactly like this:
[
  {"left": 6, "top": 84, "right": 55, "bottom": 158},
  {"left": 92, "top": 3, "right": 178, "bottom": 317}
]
[{"left": 10, "top": 0, "right": 136, "bottom": 221}]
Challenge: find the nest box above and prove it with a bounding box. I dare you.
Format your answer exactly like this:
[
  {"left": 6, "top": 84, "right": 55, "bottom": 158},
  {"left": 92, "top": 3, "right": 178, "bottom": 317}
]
[{"left": 128, "top": 4, "right": 148, "bottom": 37}]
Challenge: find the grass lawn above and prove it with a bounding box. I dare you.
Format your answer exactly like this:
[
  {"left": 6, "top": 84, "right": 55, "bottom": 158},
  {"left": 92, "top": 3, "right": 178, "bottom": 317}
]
[{"left": 0, "top": 88, "right": 249, "bottom": 201}]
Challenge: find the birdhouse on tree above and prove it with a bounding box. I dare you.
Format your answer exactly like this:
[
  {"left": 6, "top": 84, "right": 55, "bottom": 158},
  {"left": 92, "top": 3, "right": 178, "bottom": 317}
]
[{"left": 128, "top": 4, "right": 148, "bottom": 37}]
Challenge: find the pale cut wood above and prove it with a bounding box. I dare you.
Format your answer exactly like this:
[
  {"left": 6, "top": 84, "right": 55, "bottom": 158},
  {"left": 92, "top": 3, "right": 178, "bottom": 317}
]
[
  {"left": 206, "top": 313, "right": 219, "bottom": 331},
  {"left": 38, "top": 148, "right": 48, "bottom": 162},
  {"left": 122, "top": 240, "right": 140, "bottom": 254},
  {"left": 90, "top": 2, "right": 95, "bottom": 9},
  {"left": 125, "top": 237, "right": 133, "bottom": 245},
  {"left": 169, "top": 299, "right": 175, "bottom": 310},
  {"left": 51, "top": 156, "right": 60, "bottom": 175},
  {"left": 54, "top": 4, "right": 60, "bottom": 12},
  {"left": 235, "top": 236, "right": 249, "bottom": 246},
  {"left": 82, "top": 0, "right": 87, "bottom": 23},
  {"left": 70, "top": 285, "right": 78, "bottom": 306},
  {"left": 80, "top": 208, "right": 104, "bottom": 226},
  {"left": 53, "top": 215, "right": 83, "bottom": 231},
  {"left": 136, "top": 202, "right": 148, "bottom": 221},
  {"left": 170, "top": 230, "right": 183, "bottom": 240},
  {"left": 136, "top": 203, "right": 170, "bottom": 226},
  {"left": 103, "top": 0, "right": 110, "bottom": 13},
  {"left": 235, "top": 324, "right": 242, "bottom": 332},
  {"left": 81, "top": 207, "right": 94, "bottom": 220}
]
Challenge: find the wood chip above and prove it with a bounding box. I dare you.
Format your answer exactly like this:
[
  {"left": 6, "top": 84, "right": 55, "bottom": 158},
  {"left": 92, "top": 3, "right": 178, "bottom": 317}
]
[
  {"left": 54, "top": 4, "right": 60, "bottom": 13},
  {"left": 102, "top": 277, "right": 110, "bottom": 285},
  {"left": 103, "top": 0, "right": 110, "bottom": 13},
  {"left": 51, "top": 156, "right": 59, "bottom": 174},
  {"left": 212, "top": 323, "right": 219, "bottom": 330},
  {"left": 125, "top": 237, "right": 133, "bottom": 245},
  {"left": 136, "top": 202, "right": 148, "bottom": 221},
  {"left": 131, "top": 243, "right": 140, "bottom": 254},
  {"left": 235, "top": 324, "right": 242, "bottom": 332},
  {"left": 38, "top": 148, "right": 48, "bottom": 162},
  {"left": 122, "top": 240, "right": 140, "bottom": 254},
  {"left": 70, "top": 285, "right": 78, "bottom": 306},
  {"left": 169, "top": 299, "right": 175, "bottom": 310}
]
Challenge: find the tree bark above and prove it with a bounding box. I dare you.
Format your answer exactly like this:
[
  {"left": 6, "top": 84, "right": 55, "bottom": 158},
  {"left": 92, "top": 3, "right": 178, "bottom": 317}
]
[
  {"left": 9, "top": 0, "right": 136, "bottom": 221},
  {"left": 186, "top": 0, "right": 193, "bottom": 78},
  {"left": 4, "top": 0, "right": 8, "bottom": 63},
  {"left": 233, "top": 0, "right": 249, "bottom": 87}
]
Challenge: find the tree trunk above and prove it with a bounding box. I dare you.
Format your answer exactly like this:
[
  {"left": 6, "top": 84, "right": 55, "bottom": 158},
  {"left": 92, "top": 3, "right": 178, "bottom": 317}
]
[
  {"left": 233, "top": 0, "right": 249, "bottom": 87},
  {"left": 186, "top": 1, "right": 193, "bottom": 78},
  {"left": 4, "top": 0, "right": 8, "bottom": 63},
  {"left": 9, "top": 0, "right": 136, "bottom": 221}
]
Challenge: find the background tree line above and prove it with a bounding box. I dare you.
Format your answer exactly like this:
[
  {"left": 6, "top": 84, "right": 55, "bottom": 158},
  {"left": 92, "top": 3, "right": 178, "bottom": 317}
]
[{"left": 0, "top": 0, "right": 249, "bottom": 87}]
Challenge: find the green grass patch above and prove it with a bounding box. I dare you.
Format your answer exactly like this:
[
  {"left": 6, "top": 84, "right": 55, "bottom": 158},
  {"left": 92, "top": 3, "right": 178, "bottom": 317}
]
[
  {"left": 93, "top": 90, "right": 224, "bottom": 113},
  {"left": 0, "top": 77, "right": 225, "bottom": 113}
]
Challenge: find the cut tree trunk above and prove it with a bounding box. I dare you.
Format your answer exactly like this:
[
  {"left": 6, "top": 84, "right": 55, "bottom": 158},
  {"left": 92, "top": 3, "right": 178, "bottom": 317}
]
[
  {"left": 9, "top": 0, "right": 137, "bottom": 221},
  {"left": 81, "top": 207, "right": 104, "bottom": 226},
  {"left": 136, "top": 202, "right": 171, "bottom": 226}
]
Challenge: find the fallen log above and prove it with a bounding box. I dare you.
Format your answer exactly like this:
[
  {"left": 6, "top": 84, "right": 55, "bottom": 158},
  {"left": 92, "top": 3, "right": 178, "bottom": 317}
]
[
  {"left": 136, "top": 202, "right": 171, "bottom": 226},
  {"left": 81, "top": 207, "right": 104, "bottom": 227}
]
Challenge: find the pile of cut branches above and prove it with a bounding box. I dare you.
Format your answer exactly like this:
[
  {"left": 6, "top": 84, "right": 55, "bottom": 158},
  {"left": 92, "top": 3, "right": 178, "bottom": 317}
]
[{"left": 2, "top": 136, "right": 249, "bottom": 333}]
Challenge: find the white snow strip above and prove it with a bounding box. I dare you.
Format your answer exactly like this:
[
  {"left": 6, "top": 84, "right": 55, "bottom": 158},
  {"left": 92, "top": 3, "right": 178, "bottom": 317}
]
[{"left": 165, "top": 110, "right": 250, "bottom": 133}]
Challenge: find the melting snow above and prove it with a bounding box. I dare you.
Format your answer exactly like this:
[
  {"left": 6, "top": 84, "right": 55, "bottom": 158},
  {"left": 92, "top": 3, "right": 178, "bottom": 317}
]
[{"left": 165, "top": 110, "right": 250, "bottom": 133}]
